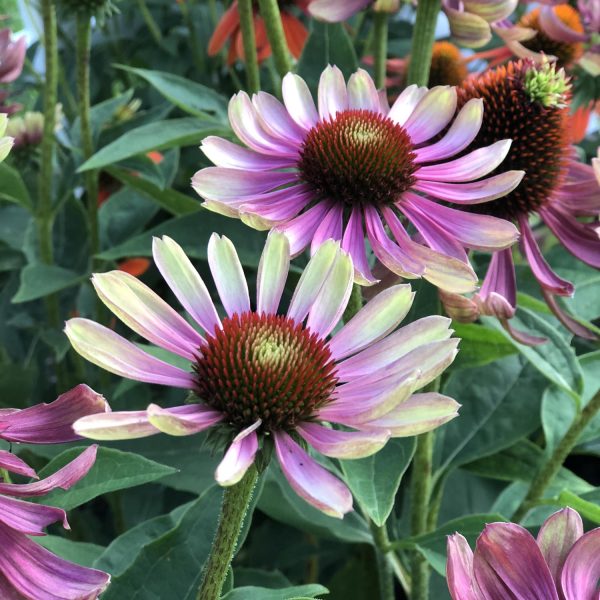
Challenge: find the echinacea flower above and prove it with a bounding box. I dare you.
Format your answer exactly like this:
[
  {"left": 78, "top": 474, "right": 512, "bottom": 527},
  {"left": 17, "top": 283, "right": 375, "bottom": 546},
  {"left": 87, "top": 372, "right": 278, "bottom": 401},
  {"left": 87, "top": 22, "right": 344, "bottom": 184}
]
[
  {"left": 208, "top": 1, "right": 309, "bottom": 65},
  {"left": 66, "top": 233, "right": 461, "bottom": 517},
  {"left": 308, "top": 0, "right": 398, "bottom": 22},
  {"left": 193, "top": 66, "right": 522, "bottom": 293},
  {"left": 453, "top": 60, "right": 600, "bottom": 341},
  {"left": 447, "top": 508, "right": 600, "bottom": 600},
  {"left": 0, "top": 445, "right": 110, "bottom": 599},
  {"left": 0, "top": 28, "right": 26, "bottom": 84}
]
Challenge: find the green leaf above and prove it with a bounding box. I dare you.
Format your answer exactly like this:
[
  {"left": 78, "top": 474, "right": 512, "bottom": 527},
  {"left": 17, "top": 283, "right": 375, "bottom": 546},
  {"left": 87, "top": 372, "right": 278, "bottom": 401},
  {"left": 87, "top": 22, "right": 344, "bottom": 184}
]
[
  {"left": 107, "top": 166, "right": 201, "bottom": 216},
  {"left": 435, "top": 357, "right": 546, "bottom": 473},
  {"left": 556, "top": 490, "right": 600, "bottom": 524},
  {"left": 340, "top": 438, "right": 415, "bottom": 526},
  {"left": 0, "top": 163, "right": 32, "bottom": 209},
  {"left": 100, "top": 488, "right": 223, "bottom": 600},
  {"left": 36, "top": 536, "right": 105, "bottom": 568},
  {"left": 12, "top": 264, "right": 85, "bottom": 303},
  {"left": 482, "top": 308, "right": 584, "bottom": 399},
  {"left": 78, "top": 118, "right": 228, "bottom": 172},
  {"left": 452, "top": 322, "right": 517, "bottom": 369},
  {"left": 115, "top": 65, "right": 228, "bottom": 119},
  {"left": 37, "top": 447, "right": 177, "bottom": 510},
  {"left": 222, "top": 585, "right": 328, "bottom": 600}
]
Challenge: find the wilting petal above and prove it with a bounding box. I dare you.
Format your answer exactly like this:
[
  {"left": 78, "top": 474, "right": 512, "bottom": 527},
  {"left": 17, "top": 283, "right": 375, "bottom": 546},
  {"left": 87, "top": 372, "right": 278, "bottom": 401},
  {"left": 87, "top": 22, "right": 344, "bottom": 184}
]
[
  {"left": 287, "top": 239, "right": 339, "bottom": 323},
  {"left": 447, "top": 533, "right": 481, "bottom": 600},
  {"left": 537, "top": 508, "right": 583, "bottom": 590},
  {"left": 282, "top": 73, "right": 319, "bottom": 130},
  {"left": 65, "top": 319, "right": 195, "bottom": 389},
  {"left": 474, "top": 523, "right": 560, "bottom": 600},
  {"left": 0, "top": 446, "right": 97, "bottom": 498},
  {"left": 539, "top": 5, "right": 588, "bottom": 43},
  {"left": 0, "top": 495, "right": 68, "bottom": 535},
  {"left": 560, "top": 528, "right": 600, "bottom": 600},
  {"left": 542, "top": 289, "right": 599, "bottom": 341},
  {"left": 274, "top": 431, "right": 352, "bottom": 518},
  {"left": 347, "top": 69, "right": 381, "bottom": 112},
  {"left": 147, "top": 404, "right": 223, "bottom": 436},
  {"left": 0, "top": 525, "right": 110, "bottom": 600},
  {"left": 0, "top": 451, "right": 36, "bottom": 479},
  {"left": 200, "top": 136, "right": 293, "bottom": 170},
  {"left": 0, "top": 384, "right": 109, "bottom": 444},
  {"left": 297, "top": 422, "right": 390, "bottom": 458},
  {"left": 444, "top": 3, "right": 492, "bottom": 48},
  {"left": 308, "top": 0, "right": 371, "bottom": 22},
  {"left": 215, "top": 421, "right": 261, "bottom": 486},
  {"left": 476, "top": 248, "right": 517, "bottom": 319},
  {"left": 92, "top": 271, "right": 204, "bottom": 360},
  {"left": 363, "top": 392, "right": 460, "bottom": 436},
  {"left": 257, "top": 231, "right": 290, "bottom": 315},
  {"left": 208, "top": 233, "right": 250, "bottom": 318},
  {"left": 404, "top": 86, "right": 458, "bottom": 144},
  {"left": 153, "top": 236, "right": 222, "bottom": 335},
  {"left": 74, "top": 411, "right": 160, "bottom": 440},
  {"left": 329, "top": 284, "right": 414, "bottom": 360},
  {"left": 318, "top": 65, "right": 348, "bottom": 120},
  {"left": 439, "top": 289, "right": 480, "bottom": 323}
]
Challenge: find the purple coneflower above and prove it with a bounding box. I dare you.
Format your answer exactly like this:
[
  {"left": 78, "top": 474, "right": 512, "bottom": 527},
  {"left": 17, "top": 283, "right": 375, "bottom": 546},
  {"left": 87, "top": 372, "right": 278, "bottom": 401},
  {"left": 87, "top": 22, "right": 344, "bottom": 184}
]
[
  {"left": 0, "top": 28, "right": 26, "bottom": 84},
  {"left": 193, "top": 66, "right": 522, "bottom": 293},
  {"left": 0, "top": 386, "right": 111, "bottom": 599},
  {"left": 66, "top": 233, "right": 461, "bottom": 517},
  {"left": 453, "top": 60, "right": 600, "bottom": 341},
  {"left": 447, "top": 508, "right": 600, "bottom": 599}
]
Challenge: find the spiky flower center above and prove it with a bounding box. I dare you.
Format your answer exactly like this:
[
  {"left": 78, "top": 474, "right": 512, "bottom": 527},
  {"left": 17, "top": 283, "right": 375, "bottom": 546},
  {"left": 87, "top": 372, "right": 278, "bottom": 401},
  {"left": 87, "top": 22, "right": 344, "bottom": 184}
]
[
  {"left": 193, "top": 312, "right": 338, "bottom": 431},
  {"left": 519, "top": 6, "right": 584, "bottom": 68},
  {"left": 457, "top": 60, "right": 570, "bottom": 220},
  {"left": 298, "top": 109, "right": 417, "bottom": 207}
]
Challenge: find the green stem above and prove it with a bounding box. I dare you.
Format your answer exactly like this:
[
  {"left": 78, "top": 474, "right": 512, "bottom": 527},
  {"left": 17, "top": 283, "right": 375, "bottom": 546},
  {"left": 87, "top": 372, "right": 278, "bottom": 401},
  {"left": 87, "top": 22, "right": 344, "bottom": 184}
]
[
  {"left": 513, "top": 390, "right": 600, "bottom": 522},
  {"left": 257, "top": 0, "right": 291, "bottom": 78},
  {"left": 76, "top": 13, "right": 99, "bottom": 260},
  {"left": 197, "top": 466, "right": 259, "bottom": 600},
  {"left": 136, "top": 0, "right": 163, "bottom": 46},
  {"left": 343, "top": 283, "right": 363, "bottom": 323},
  {"left": 370, "top": 522, "right": 395, "bottom": 600},
  {"left": 372, "top": 12, "right": 389, "bottom": 89},
  {"left": 237, "top": 0, "right": 261, "bottom": 94},
  {"left": 179, "top": 0, "right": 205, "bottom": 73},
  {"left": 406, "top": 0, "right": 441, "bottom": 86}
]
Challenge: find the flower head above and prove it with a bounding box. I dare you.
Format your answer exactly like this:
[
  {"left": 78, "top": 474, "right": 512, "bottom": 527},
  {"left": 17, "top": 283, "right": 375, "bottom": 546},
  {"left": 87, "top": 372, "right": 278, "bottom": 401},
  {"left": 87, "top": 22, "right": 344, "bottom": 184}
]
[
  {"left": 0, "top": 445, "right": 110, "bottom": 598},
  {"left": 66, "top": 233, "right": 461, "bottom": 517},
  {"left": 208, "top": 1, "right": 309, "bottom": 64},
  {"left": 193, "top": 66, "right": 522, "bottom": 293},
  {"left": 455, "top": 60, "right": 600, "bottom": 340},
  {"left": 447, "top": 508, "right": 600, "bottom": 600},
  {"left": 0, "top": 28, "right": 26, "bottom": 84}
]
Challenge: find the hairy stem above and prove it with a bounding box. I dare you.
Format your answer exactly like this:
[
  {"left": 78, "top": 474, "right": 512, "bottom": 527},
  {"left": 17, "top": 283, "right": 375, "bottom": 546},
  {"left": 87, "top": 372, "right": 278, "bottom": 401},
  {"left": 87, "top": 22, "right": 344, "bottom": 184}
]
[
  {"left": 136, "top": 0, "right": 163, "bottom": 46},
  {"left": 238, "top": 0, "right": 261, "bottom": 93},
  {"left": 372, "top": 12, "right": 389, "bottom": 89},
  {"left": 513, "top": 390, "right": 600, "bottom": 522},
  {"left": 370, "top": 522, "right": 395, "bottom": 600},
  {"left": 406, "top": 0, "right": 441, "bottom": 86},
  {"left": 197, "top": 467, "right": 259, "bottom": 600},
  {"left": 257, "top": 0, "right": 291, "bottom": 78}
]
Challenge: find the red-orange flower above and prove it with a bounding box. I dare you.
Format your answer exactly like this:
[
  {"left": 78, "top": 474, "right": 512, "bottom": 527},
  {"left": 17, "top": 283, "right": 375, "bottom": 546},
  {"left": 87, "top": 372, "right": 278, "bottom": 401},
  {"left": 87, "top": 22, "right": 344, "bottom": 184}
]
[{"left": 208, "top": 1, "right": 309, "bottom": 65}]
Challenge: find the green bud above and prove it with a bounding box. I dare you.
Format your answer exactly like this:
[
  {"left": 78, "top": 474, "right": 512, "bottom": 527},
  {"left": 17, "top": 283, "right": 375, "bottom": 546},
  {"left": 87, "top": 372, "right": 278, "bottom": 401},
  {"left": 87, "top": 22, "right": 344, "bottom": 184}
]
[{"left": 524, "top": 61, "right": 571, "bottom": 108}]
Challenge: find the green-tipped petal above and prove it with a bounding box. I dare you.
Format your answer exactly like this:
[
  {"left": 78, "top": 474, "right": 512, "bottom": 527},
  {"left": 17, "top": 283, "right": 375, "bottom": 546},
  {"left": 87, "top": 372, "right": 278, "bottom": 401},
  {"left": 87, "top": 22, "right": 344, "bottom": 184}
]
[
  {"left": 445, "top": 6, "right": 492, "bottom": 48},
  {"left": 257, "top": 232, "right": 290, "bottom": 315},
  {"left": 74, "top": 411, "right": 160, "bottom": 441}
]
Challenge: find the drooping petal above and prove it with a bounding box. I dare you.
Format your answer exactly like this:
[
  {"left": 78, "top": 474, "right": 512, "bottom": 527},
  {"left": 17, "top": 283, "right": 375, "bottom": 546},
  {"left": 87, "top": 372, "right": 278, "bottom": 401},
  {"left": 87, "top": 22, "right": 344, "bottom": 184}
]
[
  {"left": 0, "top": 451, "right": 37, "bottom": 479},
  {"left": 275, "top": 201, "right": 332, "bottom": 256},
  {"left": 0, "top": 495, "right": 68, "bottom": 535},
  {"left": 341, "top": 207, "right": 378, "bottom": 285},
  {"left": 447, "top": 533, "right": 481, "bottom": 600},
  {"left": 560, "top": 528, "right": 600, "bottom": 600},
  {"left": 0, "top": 446, "right": 97, "bottom": 498},
  {"left": 282, "top": 72, "right": 319, "bottom": 131},
  {"left": 74, "top": 411, "right": 160, "bottom": 440},
  {"left": 0, "top": 384, "right": 109, "bottom": 444},
  {"left": 310, "top": 202, "right": 344, "bottom": 253},
  {"left": 257, "top": 231, "right": 290, "bottom": 315},
  {"left": 328, "top": 285, "right": 414, "bottom": 360},
  {"left": 536, "top": 508, "right": 583, "bottom": 590},
  {"left": 287, "top": 239, "right": 339, "bottom": 323},
  {"left": 65, "top": 319, "right": 195, "bottom": 389},
  {"left": 476, "top": 248, "right": 517, "bottom": 319},
  {"left": 403, "top": 86, "right": 458, "bottom": 144},
  {"left": 0, "top": 525, "right": 110, "bottom": 600},
  {"left": 542, "top": 289, "right": 599, "bottom": 341},
  {"left": 474, "top": 523, "right": 560, "bottom": 600},
  {"left": 215, "top": 421, "right": 261, "bottom": 486},
  {"left": 347, "top": 69, "right": 381, "bottom": 112},
  {"left": 539, "top": 5, "right": 588, "bottom": 43},
  {"left": 363, "top": 392, "right": 460, "bottom": 436},
  {"left": 318, "top": 65, "right": 348, "bottom": 120},
  {"left": 146, "top": 404, "right": 224, "bottom": 437},
  {"left": 297, "top": 422, "right": 390, "bottom": 459},
  {"left": 274, "top": 431, "right": 352, "bottom": 518},
  {"left": 208, "top": 233, "right": 251, "bottom": 318},
  {"left": 152, "top": 236, "right": 222, "bottom": 335}
]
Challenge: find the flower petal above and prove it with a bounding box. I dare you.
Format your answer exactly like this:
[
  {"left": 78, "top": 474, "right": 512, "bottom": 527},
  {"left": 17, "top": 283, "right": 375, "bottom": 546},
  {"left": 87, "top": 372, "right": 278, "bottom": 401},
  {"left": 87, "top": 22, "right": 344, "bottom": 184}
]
[
  {"left": 329, "top": 284, "right": 414, "bottom": 360},
  {"left": 318, "top": 65, "right": 348, "bottom": 120},
  {"left": 147, "top": 404, "right": 223, "bottom": 436},
  {"left": 274, "top": 431, "right": 352, "bottom": 518},
  {"left": 447, "top": 533, "right": 481, "bottom": 600},
  {"left": 0, "top": 451, "right": 37, "bottom": 478},
  {"left": 200, "top": 136, "right": 293, "bottom": 170},
  {"left": 208, "top": 233, "right": 250, "bottom": 318},
  {"left": 388, "top": 84, "right": 428, "bottom": 127},
  {"left": 297, "top": 422, "right": 390, "bottom": 459},
  {"left": 65, "top": 319, "right": 195, "bottom": 388},
  {"left": 257, "top": 231, "right": 291, "bottom": 315},
  {"left": 310, "top": 202, "right": 344, "bottom": 254},
  {"left": 275, "top": 201, "right": 332, "bottom": 256},
  {"left": 475, "top": 248, "right": 517, "bottom": 320},
  {"left": 0, "top": 495, "right": 68, "bottom": 535},
  {"left": 341, "top": 207, "right": 378, "bottom": 285},
  {"left": 308, "top": 0, "right": 371, "bottom": 22},
  {"left": 347, "top": 69, "right": 380, "bottom": 112},
  {"left": 539, "top": 5, "right": 588, "bottom": 43},
  {"left": 215, "top": 421, "right": 261, "bottom": 486},
  {"left": 560, "top": 527, "right": 600, "bottom": 600},
  {"left": 282, "top": 72, "right": 319, "bottom": 130},
  {"left": 252, "top": 91, "right": 306, "bottom": 144},
  {"left": 403, "top": 86, "right": 458, "bottom": 144},
  {"left": 74, "top": 411, "right": 160, "bottom": 440}
]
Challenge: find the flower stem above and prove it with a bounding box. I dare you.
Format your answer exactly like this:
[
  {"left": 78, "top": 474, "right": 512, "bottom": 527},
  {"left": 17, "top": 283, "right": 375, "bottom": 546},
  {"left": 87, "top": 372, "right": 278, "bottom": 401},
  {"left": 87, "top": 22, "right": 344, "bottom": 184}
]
[
  {"left": 372, "top": 12, "right": 389, "bottom": 89},
  {"left": 257, "top": 0, "right": 291, "bottom": 78},
  {"left": 406, "top": 0, "right": 441, "bottom": 87},
  {"left": 136, "top": 0, "right": 163, "bottom": 46},
  {"left": 197, "top": 466, "right": 259, "bottom": 600},
  {"left": 238, "top": 0, "right": 261, "bottom": 94},
  {"left": 370, "top": 521, "right": 395, "bottom": 600},
  {"left": 513, "top": 389, "right": 600, "bottom": 522},
  {"left": 76, "top": 13, "right": 99, "bottom": 259}
]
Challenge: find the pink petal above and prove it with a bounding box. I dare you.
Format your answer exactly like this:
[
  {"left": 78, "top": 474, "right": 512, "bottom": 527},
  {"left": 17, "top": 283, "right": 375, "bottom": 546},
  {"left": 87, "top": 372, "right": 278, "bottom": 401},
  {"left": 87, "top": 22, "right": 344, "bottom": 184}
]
[
  {"left": 560, "top": 527, "right": 600, "bottom": 600},
  {"left": 310, "top": 202, "right": 344, "bottom": 254},
  {"left": 341, "top": 207, "right": 378, "bottom": 285},
  {"left": 215, "top": 422, "right": 260, "bottom": 486},
  {"left": 476, "top": 248, "right": 517, "bottom": 319},
  {"left": 541, "top": 289, "right": 599, "bottom": 341},
  {"left": 274, "top": 431, "right": 352, "bottom": 518},
  {"left": 200, "top": 136, "right": 294, "bottom": 170},
  {"left": 252, "top": 91, "right": 306, "bottom": 144},
  {"left": 0, "top": 451, "right": 37, "bottom": 479},
  {"left": 74, "top": 410, "right": 160, "bottom": 440},
  {"left": 276, "top": 201, "right": 332, "bottom": 256},
  {"left": 257, "top": 231, "right": 290, "bottom": 315},
  {"left": 347, "top": 69, "right": 381, "bottom": 112},
  {"left": 539, "top": 5, "right": 588, "bottom": 43},
  {"left": 318, "top": 65, "right": 348, "bottom": 120},
  {"left": 0, "top": 495, "right": 68, "bottom": 535},
  {"left": 388, "top": 85, "right": 428, "bottom": 127},
  {"left": 282, "top": 73, "right": 319, "bottom": 131},
  {"left": 308, "top": 0, "right": 371, "bottom": 22},
  {"left": 147, "top": 403, "right": 224, "bottom": 436},
  {"left": 446, "top": 533, "right": 481, "bottom": 600},
  {"left": 403, "top": 86, "right": 458, "bottom": 144}
]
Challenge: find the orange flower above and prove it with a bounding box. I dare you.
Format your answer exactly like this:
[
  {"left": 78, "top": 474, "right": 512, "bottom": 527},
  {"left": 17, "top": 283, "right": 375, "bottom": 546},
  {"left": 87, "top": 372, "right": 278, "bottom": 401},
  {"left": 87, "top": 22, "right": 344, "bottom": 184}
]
[
  {"left": 117, "top": 258, "right": 151, "bottom": 277},
  {"left": 208, "top": 1, "right": 309, "bottom": 65},
  {"left": 569, "top": 103, "right": 593, "bottom": 144}
]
